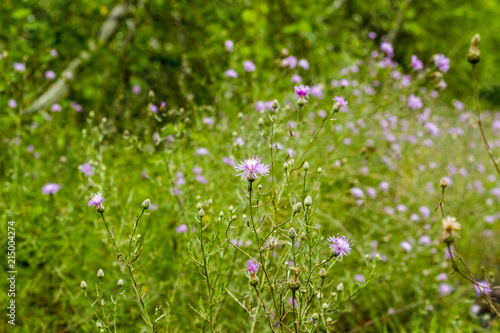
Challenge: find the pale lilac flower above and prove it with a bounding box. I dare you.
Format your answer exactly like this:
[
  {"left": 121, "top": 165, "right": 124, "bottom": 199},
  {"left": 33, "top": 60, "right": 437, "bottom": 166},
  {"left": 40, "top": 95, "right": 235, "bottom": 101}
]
[
  {"left": 425, "top": 122, "right": 439, "bottom": 136},
  {"left": 340, "top": 79, "right": 350, "bottom": 87},
  {"left": 79, "top": 163, "right": 94, "bottom": 176},
  {"left": 410, "top": 214, "right": 420, "bottom": 222},
  {"left": 225, "top": 40, "right": 234, "bottom": 52},
  {"left": 243, "top": 60, "right": 256, "bottom": 72},
  {"left": 70, "top": 101, "right": 83, "bottom": 112},
  {"left": 310, "top": 85, "right": 323, "bottom": 99},
  {"left": 42, "top": 183, "right": 60, "bottom": 195},
  {"left": 354, "top": 274, "right": 366, "bottom": 283},
  {"left": 132, "top": 85, "right": 141, "bottom": 94},
  {"left": 14, "top": 62, "right": 25, "bottom": 72},
  {"left": 51, "top": 103, "right": 62, "bottom": 112},
  {"left": 88, "top": 192, "right": 105, "bottom": 208},
  {"left": 379, "top": 181, "right": 389, "bottom": 191},
  {"left": 380, "top": 42, "right": 394, "bottom": 57},
  {"left": 294, "top": 85, "right": 310, "bottom": 98},
  {"left": 152, "top": 132, "right": 160, "bottom": 143},
  {"left": 437, "top": 273, "right": 447, "bottom": 281},
  {"left": 298, "top": 59, "right": 309, "bottom": 70},
  {"left": 27, "top": 145, "right": 34, "bottom": 152},
  {"left": 397, "top": 204, "right": 407, "bottom": 212},
  {"left": 291, "top": 74, "right": 302, "bottom": 83},
  {"left": 408, "top": 94, "right": 423, "bottom": 110},
  {"left": 328, "top": 234, "right": 352, "bottom": 260},
  {"left": 433, "top": 54, "right": 450, "bottom": 72},
  {"left": 453, "top": 100, "right": 465, "bottom": 110},
  {"left": 225, "top": 69, "right": 238, "bottom": 78},
  {"left": 8, "top": 99, "right": 17, "bottom": 109},
  {"left": 400, "top": 241, "right": 412, "bottom": 252},
  {"left": 234, "top": 137, "right": 245, "bottom": 147},
  {"left": 149, "top": 104, "right": 158, "bottom": 113},
  {"left": 160, "top": 101, "right": 166, "bottom": 109},
  {"left": 350, "top": 187, "right": 364, "bottom": 198},
  {"left": 332, "top": 97, "right": 347, "bottom": 108},
  {"left": 247, "top": 259, "right": 259, "bottom": 276},
  {"left": 411, "top": 55, "right": 423, "bottom": 70},
  {"left": 45, "top": 70, "right": 56, "bottom": 80},
  {"left": 366, "top": 187, "right": 377, "bottom": 198},
  {"left": 176, "top": 224, "right": 189, "bottom": 233},
  {"left": 234, "top": 155, "right": 270, "bottom": 181},
  {"left": 196, "top": 175, "right": 208, "bottom": 184},
  {"left": 418, "top": 235, "right": 431, "bottom": 245},
  {"left": 222, "top": 157, "right": 235, "bottom": 166},
  {"left": 196, "top": 148, "right": 209, "bottom": 155},
  {"left": 401, "top": 75, "right": 411, "bottom": 87},
  {"left": 470, "top": 304, "right": 481, "bottom": 315},
  {"left": 203, "top": 117, "right": 214, "bottom": 126},
  {"left": 439, "top": 283, "right": 453, "bottom": 296},
  {"left": 50, "top": 49, "right": 58, "bottom": 57},
  {"left": 283, "top": 55, "right": 297, "bottom": 69},
  {"left": 419, "top": 206, "right": 431, "bottom": 219},
  {"left": 288, "top": 297, "right": 299, "bottom": 307},
  {"left": 193, "top": 167, "right": 202, "bottom": 175},
  {"left": 368, "top": 32, "right": 377, "bottom": 39}
]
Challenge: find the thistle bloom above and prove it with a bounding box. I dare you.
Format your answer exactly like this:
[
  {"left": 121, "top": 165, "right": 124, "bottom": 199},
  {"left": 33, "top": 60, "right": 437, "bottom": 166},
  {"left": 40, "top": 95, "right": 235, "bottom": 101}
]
[
  {"left": 433, "top": 54, "right": 450, "bottom": 73},
  {"left": 14, "top": 62, "right": 25, "bottom": 72},
  {"left": 407, "top": 94, "right": 423, "bottom": 110},
  {"left": 42, "top": 183, "right": 60, "bottom": 195},
  {"left": 380, "top": 42, "right": 394, "bottom": 57},
  {"left": 45, "top": 70, "right": 56, "bottom": 80},
  {"left": 8, "top": 99, "right": 17, "bottom": 109},
  {"left": 333, "top": 96, "right": 348, "bottom": 107},
  {"left": 132, "top": 85, "right": 141, "bottom": 94},
  {"left": 298, "top": 59, "right": 309, "bottom": 70},
  {"left": 225, "top": 69, "right": 238, "bottom": 78},
  {"left": 88, "top": 192, "right": 105, "bottom": 208},
  {"left": 328, "top": 234, "right": 352, "bottom": 260},
  {"left": 475, "top": 280, "right": 492, "bottom": 296},
  {"left": 411, "top": 55, "right": 423, "bottom": 70},
  {"left": 79, "top": 163, "right": 94, "bottom": 176},
  {"left": 176, "top": 224, "right": 189, "bottom": 233},
  {"left": 243, "top": 61, "right": 256, "bottom": 72},
  {"left": 234, "top": 155, "right": 270, "bottom": 181},
  {"left": 51, "top": 103, "right": 62, "bottom": 112},
  {"left": 247, "top": 259, "right": 259, "bottom": 276},
  {"left": 225, "top": 40, "right": 234, "bottom": 52},
  {"left": 294, "top": 85, "right": 310, "bottom": 99}
]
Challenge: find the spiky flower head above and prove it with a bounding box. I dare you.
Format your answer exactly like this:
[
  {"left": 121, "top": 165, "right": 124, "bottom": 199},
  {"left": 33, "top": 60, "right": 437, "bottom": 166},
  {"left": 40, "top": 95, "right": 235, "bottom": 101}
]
[
  {"left": 234, "top": 155, "right": 270, "bottom": 181},
  {"left": 442, "top": 216, "right": 461, "bottom": 243},
  {"left": 328, "top": 234, "right": 352, "bottom": 260},
  {"left": 247, "top": 259, "right": 259, "bottom": 277},
  {"left": 88, "top": 192, "right": 105, "bottom": 209},
  {"left": 294, "top": 85, "right": 310, "bottom": 98}
]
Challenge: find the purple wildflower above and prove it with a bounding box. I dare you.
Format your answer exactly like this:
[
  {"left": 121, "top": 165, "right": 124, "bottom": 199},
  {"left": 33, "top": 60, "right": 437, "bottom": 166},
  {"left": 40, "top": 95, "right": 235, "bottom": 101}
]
[
  {"left": 328, "top": 234, "right": 352, "bottom": 260},
  {"left": 333, "top": 96, "right": 348, "bottom": 107},
  {"left": 294, "top": 85, "right": 310, "bottom": 99},
  {"left": 203, "top": 117, "right": 214, "bottom": 126},
  {"left": 380, "top": 42, "right": 394, "bottom": 57},
  {"left": 310, "top": 85, "right": 323, "bottom": 99},
  {"left": 88, "top": 192, "right": 105, "bottom": 208},
  {"left": 8, "top": 99, "right": 17, "bottom": 109},
  {"left": 234, "top": 155, "right": 270, "bottom": 181},
  {"left": 176, "top": 224, "right": 189, "bottom": 233},
  {"left": 475, "top": 281, "right": 492, "bottom": 296},
  {"left": 354, "top": 274, "right": 366, "bottom": 283},
  {"left": 439, "top": 283, "right": 453, "bottom": 296},
  {"left": 407, "top": 94, "right": 423, "bottom": 110},
  {"left": 149, "top": 104, "right": 158, "bottom": 113},
  {"left": 291, "top": 74, "right": 302, "bottom": 83},
  {"left": 51, "top": 103, "right": 62, "bottom": 112},
  {"left": 433, "top": 54, "right": 450, "bottom": 73},
  {"left": 196, "top": 175, "right": 208, "bottom": 184},
  {"left": 400, "top": 241, "right": 412, "bottom": 252},
  {"left": 368, "top": 32, "right": 377, "bottom": 39},
  {"left": 70, "top": 101, "right": 83, "bottom": 112},
  {"left": 132, "top": 85, "right": 141, "bottom": 94},
  {"left": 411, "top": 55, "right": 423, "bottom": 71},
  {"left": 225, "top": 69, "right": 238, "bottom": 78},
  {"left": 222, "top": 157, "right": 235, "bottom": 166},
  {"left": 283, "top": 55, "right": 297, "bottom": 69},
  {"left": 225, "top": 40, "right": 234, "bottom": 52},
  {"left": 50, "top": 49, "right": 58, "bottom": 57},
  {"left": 42, "top": 183, "right": 60, "bottom": 195},
  {"left": 298, "top": 59, "right": 309, "bottom": 70},
  {"left": 243, "top": 60, "right": 256, "bottom": 72},
  {"left": 45, "top": 70, "right": 56, "bottom": 80},
  {"left": 350, "top": 187, "right": 364, "bottom": 198},
  {"left": 14, "top": 62, "right": 25, "bottom": 72},
  {"left": 196, "top": 148, "right": 209, "bottom": 155},
  {"left": 79, "top": 163, "right": 94, "bottom": 176},
  {"left": 247, "top": 259, "right": 259, "bottom": 276}
]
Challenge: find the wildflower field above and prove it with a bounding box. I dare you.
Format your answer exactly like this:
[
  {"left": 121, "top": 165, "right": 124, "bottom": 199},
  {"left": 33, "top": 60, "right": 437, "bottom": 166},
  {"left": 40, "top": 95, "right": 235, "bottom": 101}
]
[{"left": 3, "top": 0, "right": 500, "bottom": 332}]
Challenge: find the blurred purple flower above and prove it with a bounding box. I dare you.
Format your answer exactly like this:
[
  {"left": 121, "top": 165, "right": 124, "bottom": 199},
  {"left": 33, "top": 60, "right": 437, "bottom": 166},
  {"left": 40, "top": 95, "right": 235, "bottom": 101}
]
[
  {"left": 176, "top": 224, "right": 189, "bottom": 233},
  {"left": 433, "top": 54, "right": 450, "bottom": 73},
  {"left": 225, "top": 40, "right": 234, "bottom": 52},
  {"left": 42, "top": 183, "right": 60, "bottom": 195},
  {"left": 411, "top": 55, "right": 423, "bottom": 70},
  {"left": 196, "top": 148, "right": 209, "bottom": 155},
  {"left": 8, "top": 99, "right": 17, "bottom": 109},
  {"left": 380, "top": 42, "right": 394, "bottom": 57},
  {"left": 45, "top": 70, "right": 56, "bottom": 80},
  {"left": 225, "top": 69, "right": 238, "bottom": 78},
  {"left": 79, "top": 163, "right": 94, "bottom": 176},
  {"left": 243, "top": 60, "right": 256, "bottom": 72},
  {"left": 14, "top": 62, "right": 25, "bottom": 72},
  {"left": 51, "top": 104, "right": 62, "bottom": 112},
  {"left": 408, "top": 94, "right": 423, "bottom": 110},
  {"left": 132, "top": 85, "right": 141, "bottom": 94},
  {"left": 298, "top": 59, "right": 309, "bottom": 70},
  {"left": 291, "top": 74, "right": 302, "bottom": 83}
]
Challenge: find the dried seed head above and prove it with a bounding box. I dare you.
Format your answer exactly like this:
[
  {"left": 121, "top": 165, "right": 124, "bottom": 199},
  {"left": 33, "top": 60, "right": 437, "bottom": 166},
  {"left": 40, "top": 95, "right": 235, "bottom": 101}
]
[
  {"left": 442, "top": 216, "right": 461, "bottom": 243},
  {"left": 319, "top": 268, "right": 327, "bottom": 279}
]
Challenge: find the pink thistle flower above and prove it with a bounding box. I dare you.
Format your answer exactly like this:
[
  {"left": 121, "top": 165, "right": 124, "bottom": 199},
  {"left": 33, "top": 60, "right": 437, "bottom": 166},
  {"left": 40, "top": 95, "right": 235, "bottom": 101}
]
[
  {"left": 247, "top": 259, "right": 259, "bottom": 276},
  {"left": 8, "top": 99, "right": 17, "bottom": 109},
  {"left": 411, "top": 55, "right": 423, "bottom": 70},
  {"left": 45, "top": 70, "right": 56, "bottom": 80},
  {"left": 234, "top": 155, "right": 270, "bottom": 181},
  {"left": 88, "top": 192, "right": 105, "bottom": 208},
  {"left": 380, "top": 42, "right": 394, "bottom": 57},
  {"left": 243, "top": 60, "right": 256, "bottom": 72},
  {"left": 51, "top": 103, "right": 62, "bottom": 112},
  {"left": 294, "top": 85, "right": 310, "bottom": 99},
  {"left": 475, "top": 280, "right": 492, "bottom": 296},
  {"left": 42, "top": 183, "right": 60, "bottom": 195},
  {"left": 176, "top": 224, "right": 189, "bottom": 233},
  {"left": 132, "top": 85, "right": 141, "bottom": 94},
  {"left": 298, "top": 59, "right": 309, "bottom": 70},
  {"left": 14, "top": 62, "right": 25, "bottom": 72},
  {"left": 407, "top": 94, "right": 423, "bottom": 110},
  {"left": 291, "top": 74, "right": 302, "bottom": 83},
  {"left": 333, "top": 96, "right": 348, "bottom": 107},
  {"left": 225, "top": 69, "right": 238, "bottom": 78},
  {"left": 79, "top": 163, "right": 94, "bottom": 176},
  {"left": 433, "top": 54, "right": 450, "bottom": 73},
  {"left": 328, "top": 234, "right": 352, "bottom": 260},
  {"left": 225, "top": 40, "right": 234, "bottom": 52}
]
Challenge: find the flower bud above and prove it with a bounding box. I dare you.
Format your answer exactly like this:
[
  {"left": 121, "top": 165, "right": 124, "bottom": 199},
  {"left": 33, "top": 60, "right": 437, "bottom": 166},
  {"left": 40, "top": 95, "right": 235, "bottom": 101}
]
[
  {"left": 297, "top": 97, "right": 305, "bottom": 108},
  {"left": 317, "top": 167, "right": 323, "bottom": 175},
  {"left": 142, "top": 199, "right": 150, "bottom": 209},
  {"left": 289, "top": 227, "right": 297, "bottom": 239},
  {"left": 258, "top": 117, "right": 264, "bottom": 125},
  {"left": 293, "top": 202, "right": 302, "bottom": 213},
  {"left": 467, "top": 34, "right": 481, "bottom": 64},
  {"left": 337, "top": 282, "right": 344, "bottom": 291},
  {"left": 97, "top": 205, "right": 105, "bottom": 213},
  {"left": 258, "top": 184, "right": 262, "bottom": 191},
  {"left": 283, "top": 162, "right": 289, "bottom": 170},
  {"left": 272, "top": 99, "right": 280, "bottom": 110},
  {"left": 219, "top": 211, "right": 224, "bottom": 218},
  {"left": 439, "top": 178, "right": 447, "bottom": 188},
  {"left": 303, "top": 161, "right": 309, "bottom": 171},
  {"left": 81, "top": 281, "right": 87, "bottom": 290},
  {"left": 288, "top": 267, "right": 301, "bottom": 291},
  {"left": 232, "top": 215, "right": 237, "bottom": 221},
  {"left": 312, "top": 313, "right": 319, "bottom": 320},
  {"left": 198, "top": 208, "right": 205, "bottom": 219},
  {"left": 97, "top": 269, "right": 104, "bottom": 279},
  {"left": 322, "top": 303, "right": 329, "bottom": 309},
  {"left": 327, "top": 318, "right": 333, "bottom": 325},
  {"left": 196, "top": 202, "right": 203, "bottom": 210},
  {"left": 249, "top": 275, "right": 260, "bottom": 287},
  {"left": 319, "top": 268, "right": 327, "bottom": 279},
  {"left": 300, "top": 232, "right": 307, "bottom": 241},
  {"left": 117, "top": 279, "right": 124, "bottom": 287},
  {"left": 304, "top": 196, "right": 312, "bottom": 207},
  {"left": 332, "top": 102, "right": 341, "bottom": 113}
]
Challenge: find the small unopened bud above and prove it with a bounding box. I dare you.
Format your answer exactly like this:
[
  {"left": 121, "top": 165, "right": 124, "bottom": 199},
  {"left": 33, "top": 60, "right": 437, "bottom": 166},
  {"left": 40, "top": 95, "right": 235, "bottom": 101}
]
[
  {"left": 467, "top": 34, "right": 481, "bottom": 64},
  {"left": 196, "top": 202, "right": 203, "bottom": 210},
  {"left": 117, "top": 279, "right": 124, "bottom": 287},
  {"left": 258, "top": 117, "right": 264, "bottom": 125},
  {"left": 300, "top": 232, "right": 307, "bottom": 241},
  {"left": 293, "top": 202, "right": 303, "bottom": 213},
  {"left": 288, "top": 267, "right": 301, "bottom": 291},
  {"left": 289, "top": 227, "right": 297, "bottom": 239},
  {"left": 272, "top": 99, "right": 280, "bottom": 110},
  {"left": 322, "top": 303, "right": 329, "bottom": 309},
  {"left": 258, "top": 184, "right": 262, "bottom": 191},
  {"left": 219, "top": 211, "right": 224, "bottom": 218},
  {"left": 337, "top": 283, "right": 344, "bottom": 291},
  {"left": 97, "top": 269, "right": 104, "bottom": 279},
  {"left": 430, "top": 71, "right": 443, "bottom": 80},
  {"left": 238, "top": 112, "right": 243, "bottom": 119},
  {"left": 283, "top": 162, "right": 289, "bottom": 170},
  {"left": 327, "top": 317, "right": 333, "bottom": 325},
  {"left": 97, "top": 205, "right": 105, "bottom": 213},
  {"left": 249, "top": 275, "right": 260, "bottom": 287},
  {"left": 303, "top": 161, "right": 309, "bottom": 171},
  {"left": 317, "top": 167, "right": 323, "bottom": 174},
  {"left": 312, "top": 313, "right": 319, "bottom": 320},
  {"left": 332, "top": 102, "right": 341, "bottom": 113},
  {"left": 232, "top": 215, "right": 237, "bottom": 221},
  {"left": 319, "top": 268, "right": 327, "bottom": 279},
  {"left": 439, "top": 178, "right": 447, "bottom": 188},
  {"left": 198, "top": 208, "right": 205, "bottom": 219},
  {"left": 81, "top": 281, "right": 87, "bottom": 290},
  {"left": 148, "top": 90, "right": 155, "bottom": 98},
  {"left": 304, "top": 196, "right": 312, "bottom": 207},
  {"left": 142, "top": 199, "right": 150, "bottom": 209}
]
